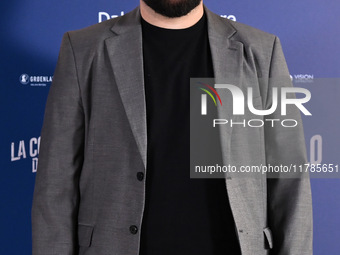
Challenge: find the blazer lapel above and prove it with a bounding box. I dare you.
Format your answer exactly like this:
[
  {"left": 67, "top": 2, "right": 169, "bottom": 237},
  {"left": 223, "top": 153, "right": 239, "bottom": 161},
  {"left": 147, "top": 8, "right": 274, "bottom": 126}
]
[
  {"left": 103, "top": 6, "right": 243, "bottom": 171},
  {"left": 205, "top": 6, "right": 243, "bottom": 158},
  {"left": 104, "top": 7, "right": 148, "bottom": 169}
]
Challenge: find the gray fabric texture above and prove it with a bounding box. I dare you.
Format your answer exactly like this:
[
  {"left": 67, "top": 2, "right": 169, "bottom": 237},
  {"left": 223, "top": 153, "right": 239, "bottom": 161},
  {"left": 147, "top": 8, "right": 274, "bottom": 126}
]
[{"left": 32, "top": 5, "right": 313, "bottom": 255}]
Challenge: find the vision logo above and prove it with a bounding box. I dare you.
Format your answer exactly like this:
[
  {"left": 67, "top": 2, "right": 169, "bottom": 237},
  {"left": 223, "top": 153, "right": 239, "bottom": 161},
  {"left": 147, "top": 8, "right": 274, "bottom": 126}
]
[
  {"left": 291, "top": 74, "right": 314, "bottom": 83},
  {"left": 198, "top": 82, "right": 222, "bottom": 115}
]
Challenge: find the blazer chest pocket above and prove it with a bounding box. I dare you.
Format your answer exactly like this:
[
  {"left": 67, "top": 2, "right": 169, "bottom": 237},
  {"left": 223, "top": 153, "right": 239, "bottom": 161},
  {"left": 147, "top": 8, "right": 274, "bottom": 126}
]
[{"left": 78, "top": 224, "right": 94, "bottom": 247}]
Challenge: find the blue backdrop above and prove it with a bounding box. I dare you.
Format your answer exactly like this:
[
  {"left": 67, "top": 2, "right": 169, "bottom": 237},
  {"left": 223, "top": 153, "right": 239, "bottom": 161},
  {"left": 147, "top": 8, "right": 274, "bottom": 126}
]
[{"left": 1, "top": 0, "right": 339, "bottom": 254}]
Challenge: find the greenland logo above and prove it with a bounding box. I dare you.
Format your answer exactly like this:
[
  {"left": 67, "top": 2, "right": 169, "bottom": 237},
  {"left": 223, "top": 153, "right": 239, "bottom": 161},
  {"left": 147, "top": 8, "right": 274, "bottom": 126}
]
[
  {"left": 19, "top": 73, "right": 53, "bottom": 87},
  {"left": 20, "top": 74, "right": 30, "bottom": 85}
]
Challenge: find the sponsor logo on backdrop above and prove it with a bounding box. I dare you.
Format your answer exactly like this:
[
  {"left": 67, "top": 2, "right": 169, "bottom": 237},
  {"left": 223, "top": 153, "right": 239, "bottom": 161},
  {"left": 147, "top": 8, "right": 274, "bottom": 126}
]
[
  {"left": 310, "top": 134, "right": 322, "bottom": 164},
  {"left": 11, "top": 136, "right": 40, "bottom": 173},
  {"left": 19, "top": 74, "right": 53, "bottom": 87},
  {"left": 98, "top": 11, "right": 236, "bottom": 23},
  {"left": 290, "top": 74, "right": 314, "bottom": 83},
  {"left": 19, "top": 74, "right": 30, "bottom": 85},
  {"left": 220, "top": 14, "right": 236, "bottom": 21},
  {"left": 98, "top": 11, "right": 125, "bottom": 23}
]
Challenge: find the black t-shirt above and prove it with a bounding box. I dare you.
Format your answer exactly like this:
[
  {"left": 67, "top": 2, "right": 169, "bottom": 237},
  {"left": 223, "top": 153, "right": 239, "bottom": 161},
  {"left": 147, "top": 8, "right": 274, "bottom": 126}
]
[{"left": 139, "top": 12, "right": 241, "bottom": 255}]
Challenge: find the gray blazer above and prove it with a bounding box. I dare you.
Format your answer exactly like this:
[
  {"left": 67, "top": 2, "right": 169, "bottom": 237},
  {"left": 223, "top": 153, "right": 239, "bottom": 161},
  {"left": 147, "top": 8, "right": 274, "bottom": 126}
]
[{"left": 32, "top": 5, "right": 313, "bottom": 255}]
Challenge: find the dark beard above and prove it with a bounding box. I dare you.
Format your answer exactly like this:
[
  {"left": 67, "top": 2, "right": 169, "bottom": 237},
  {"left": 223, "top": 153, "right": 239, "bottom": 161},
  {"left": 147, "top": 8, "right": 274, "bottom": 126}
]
[{"left": 142, "top": 0, "right": 201, "bottom": 18}]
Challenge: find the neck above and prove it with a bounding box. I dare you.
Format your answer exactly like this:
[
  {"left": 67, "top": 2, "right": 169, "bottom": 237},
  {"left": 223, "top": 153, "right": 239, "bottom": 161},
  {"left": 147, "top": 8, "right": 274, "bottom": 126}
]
[{"left": 139, "top": 0, "right": 204, "bottom": 29}]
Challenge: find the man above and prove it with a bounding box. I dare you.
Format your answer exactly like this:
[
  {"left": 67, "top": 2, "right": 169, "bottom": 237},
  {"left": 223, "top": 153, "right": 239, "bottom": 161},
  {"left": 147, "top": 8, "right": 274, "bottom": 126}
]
[{"left": 32, "top": 0, "right": 313, "bottom": 254}]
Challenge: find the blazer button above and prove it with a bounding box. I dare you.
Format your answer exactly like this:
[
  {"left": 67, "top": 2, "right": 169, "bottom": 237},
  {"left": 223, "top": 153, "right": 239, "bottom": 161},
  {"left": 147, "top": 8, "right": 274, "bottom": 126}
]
[
  {"left": 137, "top": 172, "right": 144, "bottom": 181},
  {"left": 129, "top": 225, "right": 138, "bottom": 234}
]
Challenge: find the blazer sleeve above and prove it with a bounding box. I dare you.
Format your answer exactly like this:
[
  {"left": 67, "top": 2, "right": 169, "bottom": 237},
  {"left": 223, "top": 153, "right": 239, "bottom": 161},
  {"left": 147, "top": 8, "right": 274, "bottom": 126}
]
[
  {"left": 264, "top": 36, "right": 313, "bottom": 255},
  {"left": 31, "top": 32, "right": 84, "bottom": 255}
]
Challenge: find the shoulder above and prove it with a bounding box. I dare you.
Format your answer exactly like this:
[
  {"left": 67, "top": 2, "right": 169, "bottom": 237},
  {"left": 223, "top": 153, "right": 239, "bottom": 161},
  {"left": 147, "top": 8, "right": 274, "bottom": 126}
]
[
  {"left": 64, "top": 17, "right": 119, "bottom": 51},
  {"left": 231, "top": 20, "right": 276, "bottom": 44},
  {"left": 69, "top": 18, "right": 117, "bottom": 39},
  {"left": 217, "top": 16, "right": 283, "bottom": 68},
  {"left": 205, "top": 7, "right": 279, "bottom": 58},
  {"left": 226, "top": 18, "right": 278, "bottom": 52},
  {"left": 63, "top": 6, "right": 139, "bottom": 51}
]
